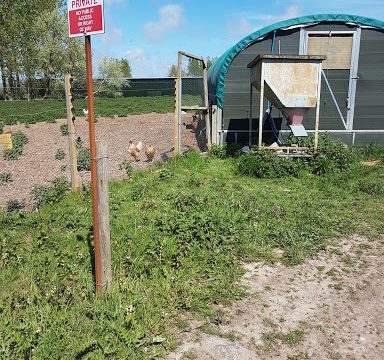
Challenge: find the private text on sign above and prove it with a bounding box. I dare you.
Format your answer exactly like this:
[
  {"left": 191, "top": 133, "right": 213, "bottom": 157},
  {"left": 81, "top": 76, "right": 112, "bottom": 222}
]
[{"left": 67, "top": 0, "right": 105, "bottom": 37}]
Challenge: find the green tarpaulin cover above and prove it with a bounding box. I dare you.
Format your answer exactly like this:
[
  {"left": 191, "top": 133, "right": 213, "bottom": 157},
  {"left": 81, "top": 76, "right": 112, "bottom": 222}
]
[{"left": 208, "top": 14, "right": 384, "bottom": 109}]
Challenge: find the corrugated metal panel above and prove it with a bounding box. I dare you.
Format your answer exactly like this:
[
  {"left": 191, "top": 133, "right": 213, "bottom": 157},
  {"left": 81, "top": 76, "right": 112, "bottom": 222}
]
[{"left": 354, "top": 28, "right": 384, "bottom": 130}]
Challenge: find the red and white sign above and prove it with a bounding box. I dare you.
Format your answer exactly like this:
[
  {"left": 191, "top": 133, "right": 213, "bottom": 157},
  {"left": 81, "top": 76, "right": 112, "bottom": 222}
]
[{"left": 67, "top": 0, "right": 105, "bottom": 37}]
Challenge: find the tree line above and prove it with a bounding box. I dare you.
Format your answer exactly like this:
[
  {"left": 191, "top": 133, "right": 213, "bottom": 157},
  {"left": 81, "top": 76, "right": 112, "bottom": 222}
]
[
  {"left": 0, "top": 0, "right": 216, "bottom": 100},
  {"left": 168, "top": 57, "right": 217, "bottom": 77}
]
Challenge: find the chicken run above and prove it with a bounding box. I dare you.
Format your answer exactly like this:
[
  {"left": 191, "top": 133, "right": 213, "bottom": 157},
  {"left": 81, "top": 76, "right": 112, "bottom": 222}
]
[{"left": 0, "top": 113, "right": 206, "bottom": 210}]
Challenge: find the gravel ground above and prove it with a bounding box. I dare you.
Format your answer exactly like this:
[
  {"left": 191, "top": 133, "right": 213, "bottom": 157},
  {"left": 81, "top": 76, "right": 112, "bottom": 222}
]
[{"left": 0, "top": 113, "right": 206, "bottom": 210}]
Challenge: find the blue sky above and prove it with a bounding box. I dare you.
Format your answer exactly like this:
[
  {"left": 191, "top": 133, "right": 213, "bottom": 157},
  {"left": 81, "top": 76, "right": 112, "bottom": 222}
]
[{"left": 92, "top": 0, "right": 384, "bottom": 77}]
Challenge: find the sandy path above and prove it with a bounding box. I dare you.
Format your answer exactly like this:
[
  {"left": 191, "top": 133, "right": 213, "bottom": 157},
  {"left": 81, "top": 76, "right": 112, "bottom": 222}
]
[{"left": 168, "top": 235, "right": 384, "bottom": 360}]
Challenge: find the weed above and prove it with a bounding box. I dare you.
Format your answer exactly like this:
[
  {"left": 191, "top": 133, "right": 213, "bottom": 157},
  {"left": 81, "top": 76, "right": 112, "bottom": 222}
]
[
  {"left": 55, "top": 149, "right": 65, "bottom": 160},
  {"left": 11, "top": 131, "right": 28, "bottom": 148},
  {"left": 237, "top": 150, "right": 302, "bottom": 178},
  {"left": 209, "top": 144, "right": 227, "bottom": 159},
  {"left": 262, "top": 328, "right": 305, "bottom": 347},
  {"left": 6, "top": 199, "right": 24, "bottom": 213},
  {"left": 263, "top": 317, "right": 278, "bottom": 328},
  {"left": 119, "top": 159, "right": 134, "bottom": 178},
  {"left": 284, "top": 329, "right": 305, "bottom": 346},
  {"left": 222, "top": 330, "right": 240, "bottom": 342},
  {"left": 3, "top": 131, "right": 28, "bottom": 160},
  {"left": 209, "top": 143, "right": 244, "bottom": 159},
  {"left": 60, "top": 124, "right": 69, "bottom": 136},
  {"left": 328, "top": 283, "right": 343, "bottom": 291},
  {"left": 288, "top": 352, "right": 310, "bottom": 360},
  {"left": 31, "top": 177, "right": 69, "bottom": 209},
  {"left": 181, "top": 350, "right": 198, "bottom": 360},
  {"left": 176, "top": 319, "right": 191, "bottom": 332},
  {"left": 60, "top": 164, "right": 67, "bottom": 172},
  {"left": 77, "top": 147, "right": 90, "bottom": 171},
  {"left": 358, "top": 181, "right": 384, "bottom": 196},
  {"left": 0, "top": 172, "right": 12, "bottom": 184}
]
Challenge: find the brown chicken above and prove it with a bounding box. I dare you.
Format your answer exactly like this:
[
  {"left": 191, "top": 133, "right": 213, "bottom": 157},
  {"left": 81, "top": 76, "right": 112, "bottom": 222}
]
[
  {"left": 145, "top": 144, "right": 156, "bottom": 162},
  {"left": 129, "top": 139, "right": 143, "bottom": 161}
]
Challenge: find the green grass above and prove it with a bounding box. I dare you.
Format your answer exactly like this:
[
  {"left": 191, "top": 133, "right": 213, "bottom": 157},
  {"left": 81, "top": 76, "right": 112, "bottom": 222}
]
[
  {"left": 0, "top": 96, "right": 175, "bottom": 126},
  {"left": 1, "top": 150, "right": 384, "bottom": 358}
]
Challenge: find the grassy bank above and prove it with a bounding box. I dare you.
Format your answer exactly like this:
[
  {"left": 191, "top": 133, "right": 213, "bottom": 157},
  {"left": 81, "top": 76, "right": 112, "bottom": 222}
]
[
  {"left": 1, "top": 150, "right": 384, "bottom": 358},
  {"left": 0, "top": 96, "right": 175, "bottom": 127},
  {"left": 0, "top": 95, "right": 202, "bottom": 128}
]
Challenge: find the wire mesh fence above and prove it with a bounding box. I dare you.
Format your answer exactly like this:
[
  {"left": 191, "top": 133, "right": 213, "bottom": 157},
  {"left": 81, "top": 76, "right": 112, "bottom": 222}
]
[
  {"left": 0, "top": 78, "right": 202, "bottom": 101},
  {"left": 0, "top": 78, "right": 201, "bottom": 127},
  {"left": 181, "top": 77, "right": 205, "bottom": 108}
]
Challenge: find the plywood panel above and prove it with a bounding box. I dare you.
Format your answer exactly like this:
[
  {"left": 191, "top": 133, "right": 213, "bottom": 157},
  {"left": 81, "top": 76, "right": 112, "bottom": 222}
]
[{"left": 307, "top": 36, "right": 353, "bottom": 69}]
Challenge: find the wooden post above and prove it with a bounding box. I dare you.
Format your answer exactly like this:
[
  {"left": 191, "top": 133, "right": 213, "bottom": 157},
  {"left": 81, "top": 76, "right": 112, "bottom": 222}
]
[
  {"left": 174, "top": 51, "right": 183, "bottom": 156},
  {"left": 249, "top": 84, "right": 253, "bottom": 146},
  {"left": 258, "top": 64, "right": 265, "bottom": 148},
  {"left": 177, "top": 51, "right": 182, "bottom": 155},
  {"left": 96, "top": 141, "right": 112, "bottom": 290},
  {"left": 211, "top": 105, "right": 218, "bottom": 145},
  {"left": 203, "top": 60, "right": 211, "bottom": 149},
  {"left": 314, "top": 63, "right": 322, "bottom": 152},
  {"left": 64, "top": 74, "right": 79, "bottom": 192},
  {"left": 174, "top": 76, "right": 180, "bottom": 156}
]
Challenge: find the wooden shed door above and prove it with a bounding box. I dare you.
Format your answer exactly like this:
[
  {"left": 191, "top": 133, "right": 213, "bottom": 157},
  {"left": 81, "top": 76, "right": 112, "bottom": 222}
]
[{"left": 301, "top": 30, "right": 361, "bottom": 130}]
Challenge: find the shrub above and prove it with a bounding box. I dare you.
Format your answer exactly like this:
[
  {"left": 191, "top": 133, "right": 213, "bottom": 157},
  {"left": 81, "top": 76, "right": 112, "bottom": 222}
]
[
  {"left": 55, "top": 149, "right": 65, "bottom": 160},
  {"left": 0, "top": 172, "right": 12, "bottom": 184},
  {"left": 60, "top": 124, "right": 69, "bottom": 136},
  {"left": 31, "top": 178, "right": 69, "bottom": 209}
]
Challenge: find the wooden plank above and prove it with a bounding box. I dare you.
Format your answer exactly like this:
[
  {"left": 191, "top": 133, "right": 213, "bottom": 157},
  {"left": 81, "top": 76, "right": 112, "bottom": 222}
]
[
  {"left": 64, "top": 74, "right": 79, "bottom": 192},
  {"left": 179, "top": 51, "right": 204, "bottom": 62},
  {"left": 258, "top": 64, "right": 265, "bottom": 148},
  {"left": 307, "top": 35, "right": 353, "bottom": 70},
  {"left": 0, "top": 133, "right": 12, "bottom": 151},
  {"left": 203, "top": 66, "right": 211, "bottom": 149},
  {"left": 211, "top": 105, "right": 218, "bottom": 145},
  {"left": 181, "top": 106, "right": 208, "bottom": 110},
  {"left": 96, "top": 141, "right": 112, "bottom": 291}
]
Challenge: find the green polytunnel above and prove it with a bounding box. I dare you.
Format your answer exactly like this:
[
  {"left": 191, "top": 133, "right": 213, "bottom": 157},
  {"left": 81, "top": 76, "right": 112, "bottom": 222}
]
[{"left": 208, "top": 14, "right": 384, "bottom": 109}]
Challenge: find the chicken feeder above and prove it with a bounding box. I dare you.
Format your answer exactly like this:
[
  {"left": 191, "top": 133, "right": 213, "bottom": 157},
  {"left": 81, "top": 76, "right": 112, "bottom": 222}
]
[{"left": 247, "top": 54, "right": 326, "bottom": 151}]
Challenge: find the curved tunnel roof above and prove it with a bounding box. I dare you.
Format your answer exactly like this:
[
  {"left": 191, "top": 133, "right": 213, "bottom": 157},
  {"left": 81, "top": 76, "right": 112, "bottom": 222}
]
[{"left": 208, "top": 14, "right": 384, "bottom": 109}]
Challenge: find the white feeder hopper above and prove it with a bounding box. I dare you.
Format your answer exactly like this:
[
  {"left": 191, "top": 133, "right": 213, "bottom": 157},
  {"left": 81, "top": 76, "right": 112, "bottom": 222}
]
[{"left": 247, "top": 54, "right": 325, "bottom": 151}]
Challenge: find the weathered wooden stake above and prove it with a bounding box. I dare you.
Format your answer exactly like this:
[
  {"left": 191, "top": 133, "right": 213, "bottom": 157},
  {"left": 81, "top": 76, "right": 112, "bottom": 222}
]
[
  {"left": 64, "top": 74, "right": 79, "bottom": 192},
  {"left": 174, "top": 75, "right": 180, "bottom": 156},
  {"left": 96, "top": 140, "right": 112, "bottom": 290},
  {"left": 203, "top": 60, "right": 211, "bottom": 149}
]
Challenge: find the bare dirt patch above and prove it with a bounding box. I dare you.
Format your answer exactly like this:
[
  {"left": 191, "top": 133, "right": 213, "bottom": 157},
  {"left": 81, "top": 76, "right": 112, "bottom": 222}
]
[
  {"left": 168, "top": 235, "right": 384, "bottom": 360},
  {"left": 0, "top": 113, "right": 205, "bottom": 209}
]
